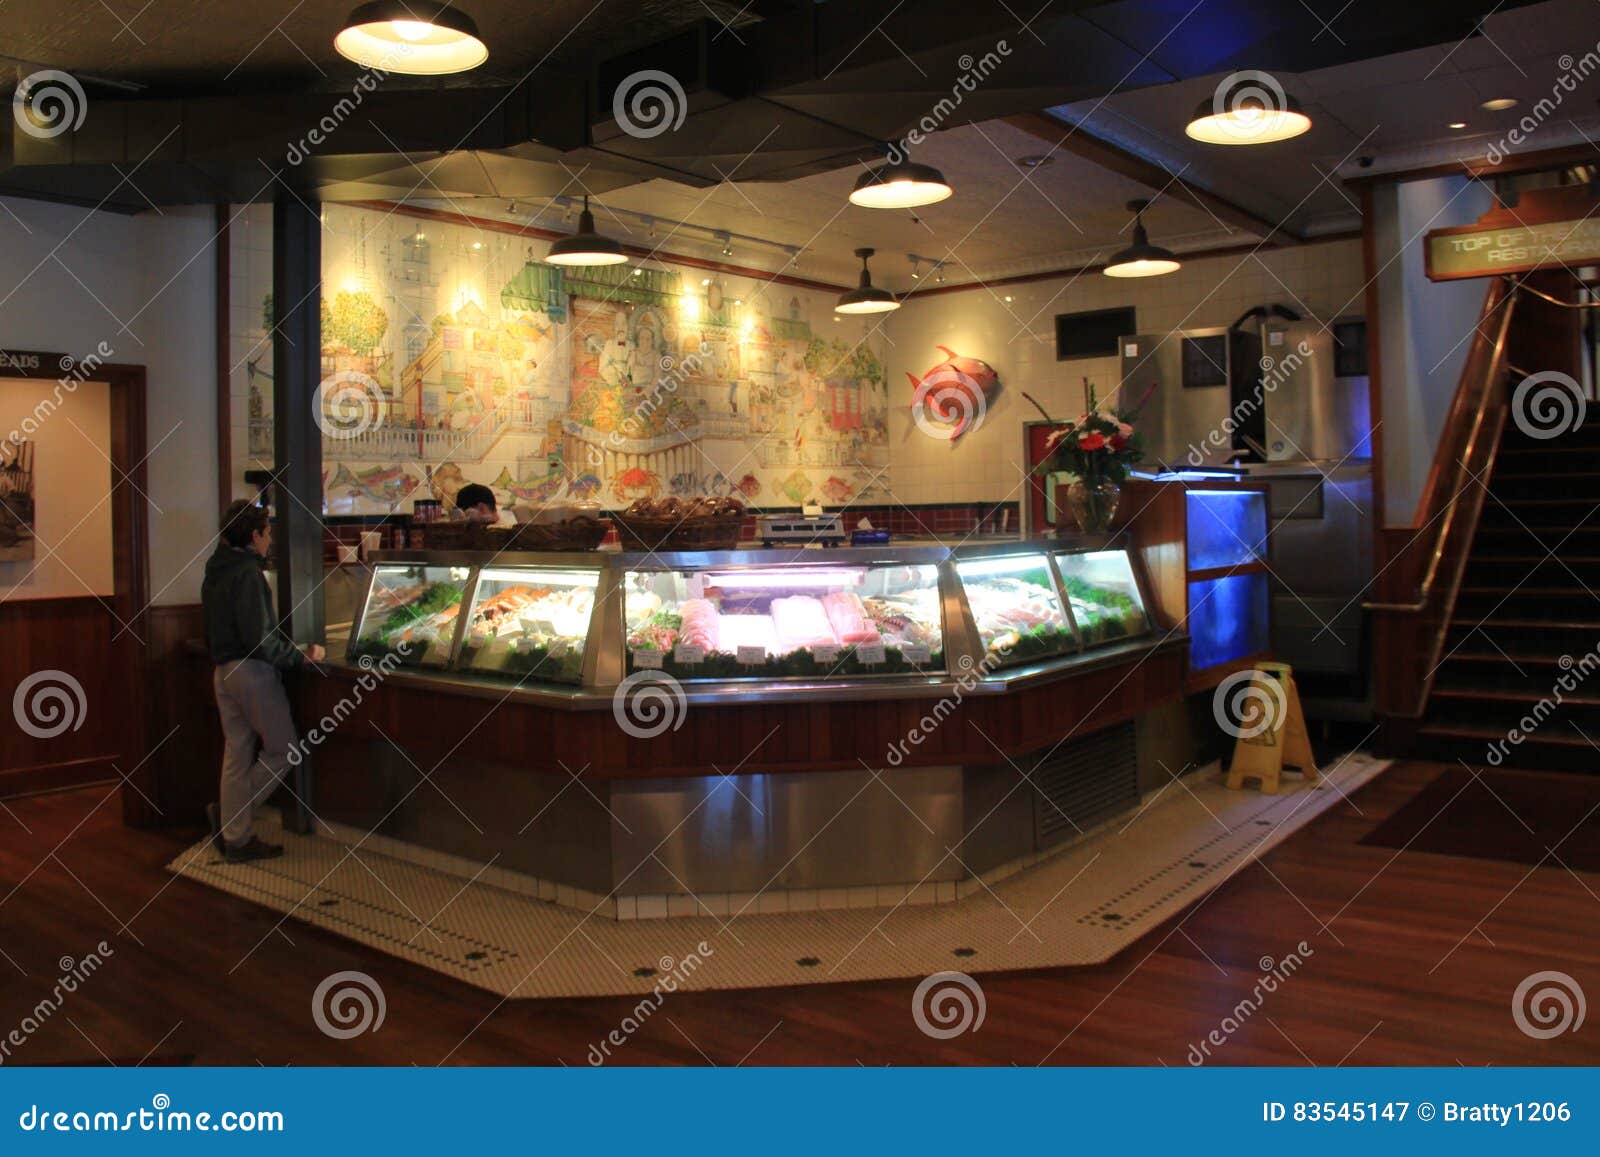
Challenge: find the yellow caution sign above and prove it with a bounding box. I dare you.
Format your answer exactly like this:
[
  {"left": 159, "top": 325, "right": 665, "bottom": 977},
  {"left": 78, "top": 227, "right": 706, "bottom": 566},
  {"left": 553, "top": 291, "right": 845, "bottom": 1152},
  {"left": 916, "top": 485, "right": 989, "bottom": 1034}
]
[{"left": 1221, "top": 662, "right": 1319, "bottom": 794}]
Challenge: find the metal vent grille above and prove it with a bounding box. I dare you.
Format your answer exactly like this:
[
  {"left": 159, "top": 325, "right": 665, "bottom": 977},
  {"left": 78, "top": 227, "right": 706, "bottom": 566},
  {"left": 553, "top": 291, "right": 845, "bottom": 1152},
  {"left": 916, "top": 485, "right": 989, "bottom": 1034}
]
[{"left": 1031, "top": 722, "right": 1139, "bottom": 849}]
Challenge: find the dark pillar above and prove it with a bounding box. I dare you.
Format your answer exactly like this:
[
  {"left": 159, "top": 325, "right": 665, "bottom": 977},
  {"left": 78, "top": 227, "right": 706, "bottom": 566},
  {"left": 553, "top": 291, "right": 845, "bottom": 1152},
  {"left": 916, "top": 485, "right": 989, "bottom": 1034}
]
[{"left": 271, "top": 197, "right": 324, "bottom": 645}]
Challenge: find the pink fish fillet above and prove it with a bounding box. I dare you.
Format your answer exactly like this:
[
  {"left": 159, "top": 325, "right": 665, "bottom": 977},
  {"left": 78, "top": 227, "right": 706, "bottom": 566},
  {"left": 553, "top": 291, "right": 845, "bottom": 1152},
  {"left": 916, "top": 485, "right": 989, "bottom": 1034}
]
[
  {"left": 678, "top": 598, "right": 720, "bottom": 651},
  {"left": 769, "top": 596, "right": 838, "bottom": 651},
  {"left": 822, "top": 592, "right": 881, "bottom": 645}
]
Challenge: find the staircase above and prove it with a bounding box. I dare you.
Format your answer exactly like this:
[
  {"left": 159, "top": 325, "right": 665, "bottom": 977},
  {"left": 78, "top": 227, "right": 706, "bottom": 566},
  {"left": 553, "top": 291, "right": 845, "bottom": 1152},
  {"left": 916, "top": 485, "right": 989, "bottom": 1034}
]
[{"left": 1417, "top": 415, "right": 1600, "bottom": 771}]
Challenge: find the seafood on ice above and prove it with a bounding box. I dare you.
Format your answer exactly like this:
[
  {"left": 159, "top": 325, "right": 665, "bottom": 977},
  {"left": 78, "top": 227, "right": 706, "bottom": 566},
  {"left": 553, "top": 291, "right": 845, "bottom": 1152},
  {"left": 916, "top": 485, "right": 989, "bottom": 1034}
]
[
  {"left": 677, "top": 598, "right": 721, "bottom": 651},
  {"left": 769, "top": 596, "right": 838, "bottom": 651},
  {"left": 821, "top": 592, "right": 881, "bottom": 645}
]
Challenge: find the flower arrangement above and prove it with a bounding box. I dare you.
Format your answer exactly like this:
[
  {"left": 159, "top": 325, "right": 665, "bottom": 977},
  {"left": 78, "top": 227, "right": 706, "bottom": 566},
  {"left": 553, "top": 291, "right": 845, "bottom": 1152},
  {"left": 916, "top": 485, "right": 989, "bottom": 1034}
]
[
  {"left": 1026, "top": 379, "right": 1157, "bottom": 533},
  {"left": 1027, "top": 379, "right": 1155, "bottom": 483}
]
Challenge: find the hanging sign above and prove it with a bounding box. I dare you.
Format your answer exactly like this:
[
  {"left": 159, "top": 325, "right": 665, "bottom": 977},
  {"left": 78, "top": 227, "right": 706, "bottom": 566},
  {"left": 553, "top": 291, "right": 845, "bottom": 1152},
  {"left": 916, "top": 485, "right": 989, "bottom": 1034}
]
[{"left": 1425, "top": 186, "right": 1600, "bottom": 281}]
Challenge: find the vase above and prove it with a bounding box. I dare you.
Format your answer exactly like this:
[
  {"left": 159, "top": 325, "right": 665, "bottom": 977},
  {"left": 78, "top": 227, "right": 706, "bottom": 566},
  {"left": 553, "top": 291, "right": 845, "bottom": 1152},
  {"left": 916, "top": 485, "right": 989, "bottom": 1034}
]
[{"left": 1065, "top": 480, "right": 1120, "bottom": 535}]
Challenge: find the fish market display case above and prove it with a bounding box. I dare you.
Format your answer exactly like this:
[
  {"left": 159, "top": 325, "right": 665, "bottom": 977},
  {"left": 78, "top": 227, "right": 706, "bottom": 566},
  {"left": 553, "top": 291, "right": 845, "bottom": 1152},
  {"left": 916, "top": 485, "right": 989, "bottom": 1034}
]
[{"left": 306, "top": 541, "right": 1186, "bottom": 919}]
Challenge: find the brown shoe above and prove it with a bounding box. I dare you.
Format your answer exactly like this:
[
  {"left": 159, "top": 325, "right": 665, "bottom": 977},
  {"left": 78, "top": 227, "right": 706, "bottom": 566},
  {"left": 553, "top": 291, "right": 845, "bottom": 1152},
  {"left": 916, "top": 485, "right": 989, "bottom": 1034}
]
[{"left": 223, "top": 837, "right": 284, "bottom": 863}]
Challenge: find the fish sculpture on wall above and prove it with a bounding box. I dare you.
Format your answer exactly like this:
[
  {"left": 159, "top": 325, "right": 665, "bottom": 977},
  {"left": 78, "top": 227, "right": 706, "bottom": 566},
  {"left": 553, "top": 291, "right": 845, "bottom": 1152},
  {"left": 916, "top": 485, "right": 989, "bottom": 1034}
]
[{"left": 907, "top": 345, "right": 1001, "bottom": 442}]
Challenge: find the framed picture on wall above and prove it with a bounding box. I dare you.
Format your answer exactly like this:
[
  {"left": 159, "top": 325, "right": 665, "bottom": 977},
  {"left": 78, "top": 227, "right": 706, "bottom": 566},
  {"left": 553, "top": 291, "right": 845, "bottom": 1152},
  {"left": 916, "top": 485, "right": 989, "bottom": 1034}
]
[{"left": 0, "top": 440, "right": 36, "bottom": 561}]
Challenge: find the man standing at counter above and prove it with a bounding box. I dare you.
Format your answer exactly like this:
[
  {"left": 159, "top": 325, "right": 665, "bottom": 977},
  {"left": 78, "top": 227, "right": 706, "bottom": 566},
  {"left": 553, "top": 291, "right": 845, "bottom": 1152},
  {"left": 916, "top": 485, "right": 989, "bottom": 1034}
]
[
  {"left": 201, "top": 500, "right": 324, "bottom": 863},
  {"left": 453, "top": 482, "right": 515, "bottom": 526}
]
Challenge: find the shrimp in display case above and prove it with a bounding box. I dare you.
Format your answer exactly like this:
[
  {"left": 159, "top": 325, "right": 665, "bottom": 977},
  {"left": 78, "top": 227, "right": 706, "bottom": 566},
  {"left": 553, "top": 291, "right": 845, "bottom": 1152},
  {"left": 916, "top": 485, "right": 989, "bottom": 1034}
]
[{"left": 457, "top": 568, "right": 600, "bottom": 685}]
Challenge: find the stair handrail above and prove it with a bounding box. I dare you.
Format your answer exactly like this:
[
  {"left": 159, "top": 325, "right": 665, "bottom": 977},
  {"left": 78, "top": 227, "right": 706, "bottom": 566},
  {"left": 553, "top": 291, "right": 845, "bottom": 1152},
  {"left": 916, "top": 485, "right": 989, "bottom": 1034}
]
[{"left": 1364, "top": 277, "right": 1519, "bottom": 613}]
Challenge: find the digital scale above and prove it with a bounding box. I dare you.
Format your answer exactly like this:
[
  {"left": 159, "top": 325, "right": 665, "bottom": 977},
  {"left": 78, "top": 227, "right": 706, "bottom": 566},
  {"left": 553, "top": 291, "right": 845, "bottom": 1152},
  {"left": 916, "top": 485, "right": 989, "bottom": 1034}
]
[{"left": 758, "top": 505, "right": 846, "bottom": 547}]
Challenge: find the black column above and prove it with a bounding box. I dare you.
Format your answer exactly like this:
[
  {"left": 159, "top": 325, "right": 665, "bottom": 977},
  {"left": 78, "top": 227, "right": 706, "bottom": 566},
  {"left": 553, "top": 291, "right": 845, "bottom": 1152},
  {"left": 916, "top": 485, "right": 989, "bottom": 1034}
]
[{"left": 271, "top": 197, "right": 324, "bottom": 644}]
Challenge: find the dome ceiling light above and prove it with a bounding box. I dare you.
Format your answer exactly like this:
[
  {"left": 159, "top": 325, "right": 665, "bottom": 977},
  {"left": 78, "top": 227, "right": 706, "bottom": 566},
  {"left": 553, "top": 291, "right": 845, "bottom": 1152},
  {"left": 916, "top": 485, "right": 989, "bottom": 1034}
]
[
  {"left": 848, "top": 156, "right": 953, "bottom": 209},
  {"left": 545, "top": 196, "right": 629, "bottom": 267},
  {"left": 1185, "top": 75, "right": 1312, "bottom": 145},
  {"left": 834, "top": 248, "right": 900, "bottom": 314},
  {"left": 335, "top": 2, "right": 488, "bottom": 76},
  {"left": 1103, "top": 200, "right": 1181, "bottom": 279}
]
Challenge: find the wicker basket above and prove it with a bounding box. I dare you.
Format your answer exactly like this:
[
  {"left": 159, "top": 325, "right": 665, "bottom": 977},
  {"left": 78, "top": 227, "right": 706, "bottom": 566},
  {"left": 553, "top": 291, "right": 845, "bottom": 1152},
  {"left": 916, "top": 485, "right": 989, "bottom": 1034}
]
[
  {"left": 485, "top": 517, "right": 611, "bottom": 552},
  {"left": 611, "top": 513, "right": 744, "bottom": 552},
  {"left": 419, "top": 521, "right": 488, "bottom": 551}
]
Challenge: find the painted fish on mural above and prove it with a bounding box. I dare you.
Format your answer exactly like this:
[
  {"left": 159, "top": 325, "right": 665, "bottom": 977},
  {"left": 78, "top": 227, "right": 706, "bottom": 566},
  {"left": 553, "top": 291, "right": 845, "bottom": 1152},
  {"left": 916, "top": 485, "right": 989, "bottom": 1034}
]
[
  {"left": 906, "top": 345, "right": 1002, "bottom": 442},
  {"left": 668, "top": 471, "right": 701, "bottom": 497},
  {"left": 733, "top": 473, "right": 762, "bottom": 500},
  {"left": 777, "top": 469, "right": 813, "bottom": 505},
  {"left": 568, "top": 473, "right": 603, "bottom": 499},
  {"left": 820, "top": 476, "right": 853, "bottom": 504}
]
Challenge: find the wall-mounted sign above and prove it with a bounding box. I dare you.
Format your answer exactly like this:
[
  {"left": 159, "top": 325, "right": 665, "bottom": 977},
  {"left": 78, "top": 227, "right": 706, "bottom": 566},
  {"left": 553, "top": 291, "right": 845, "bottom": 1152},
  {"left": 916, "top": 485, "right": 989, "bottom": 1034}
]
[{"left": 1425, "top": 185, "right": 1600, "bottom": 281}]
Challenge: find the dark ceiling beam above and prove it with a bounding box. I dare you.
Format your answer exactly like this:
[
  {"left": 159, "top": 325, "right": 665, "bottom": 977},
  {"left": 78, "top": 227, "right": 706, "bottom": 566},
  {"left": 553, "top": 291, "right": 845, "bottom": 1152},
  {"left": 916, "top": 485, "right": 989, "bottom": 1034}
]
[{"left": 1003, "top": 111, "right": 1304, "bottom": 245}]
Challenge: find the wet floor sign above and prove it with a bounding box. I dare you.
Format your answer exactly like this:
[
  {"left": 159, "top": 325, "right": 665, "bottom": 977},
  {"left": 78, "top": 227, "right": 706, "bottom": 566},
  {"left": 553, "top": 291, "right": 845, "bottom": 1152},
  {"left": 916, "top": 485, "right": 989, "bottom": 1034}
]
[{"left": 1223, "top": 662, "right": 1319, "bottom": 794}]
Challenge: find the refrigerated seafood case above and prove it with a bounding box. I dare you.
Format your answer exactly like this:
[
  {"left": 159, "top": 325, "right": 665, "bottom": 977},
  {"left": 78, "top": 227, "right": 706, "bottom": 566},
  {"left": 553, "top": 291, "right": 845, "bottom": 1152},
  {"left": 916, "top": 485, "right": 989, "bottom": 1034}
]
[{"left": 344, "top": 542, "right": 1166, "bottom": 694}]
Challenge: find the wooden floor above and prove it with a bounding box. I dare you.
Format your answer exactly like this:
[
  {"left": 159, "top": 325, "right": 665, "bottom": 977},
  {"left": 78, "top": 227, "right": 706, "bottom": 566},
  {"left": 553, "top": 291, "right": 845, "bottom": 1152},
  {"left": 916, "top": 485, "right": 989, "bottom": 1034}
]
[{"left": 0, "top": 761, "right": 1596, "bottom": 1066}]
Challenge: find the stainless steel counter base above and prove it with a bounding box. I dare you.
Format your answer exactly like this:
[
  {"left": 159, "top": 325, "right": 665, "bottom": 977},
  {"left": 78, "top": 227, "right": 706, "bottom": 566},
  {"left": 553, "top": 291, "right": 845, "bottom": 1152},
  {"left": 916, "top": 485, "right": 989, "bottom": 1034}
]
[{"left": 312, "top": 721, "right": 1141, "bottom": 903}]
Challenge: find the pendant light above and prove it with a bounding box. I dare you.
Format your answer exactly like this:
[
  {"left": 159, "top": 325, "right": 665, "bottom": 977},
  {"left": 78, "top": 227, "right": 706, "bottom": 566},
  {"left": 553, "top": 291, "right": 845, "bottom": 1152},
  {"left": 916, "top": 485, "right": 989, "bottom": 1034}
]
[
  {"left": 834, "top": 248, "right": 899, "bottom": 314},
  {"left": 335, "top": 2, "right": 488, "bottom": 75},
  {"left": 849, "top": 155, "right": 953, "bottom": 209},
  {"left": 1103, "top": 200, "right": 1180, "bottom": 278},
  {"left": 1185, "top": 83, "right": 1311, "bottom": 145},
  {"left": 545, "top": 197, "right": 629, "bottom": 267}
]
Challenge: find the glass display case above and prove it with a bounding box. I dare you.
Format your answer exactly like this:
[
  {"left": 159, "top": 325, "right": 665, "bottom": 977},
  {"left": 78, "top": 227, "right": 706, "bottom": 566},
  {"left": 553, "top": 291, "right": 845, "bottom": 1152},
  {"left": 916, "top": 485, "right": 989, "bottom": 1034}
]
[
  {"left": 953, "top": 553, "right": 1076, "bottom": 668},
  {"left": 343, "top": 542, "right": 1174, "bottom": 694},
  {"left": 350, "top": 562, "right": 470, "bottom": 667},
  {"left": 1053, "top": 550, "right": 1151, "bottom": 646},
  {"left": 624, "top": 562, "right": 946, "bottom": 679},
  {"left": 458, "top": 567, "right": 600, "bottom": 685}
]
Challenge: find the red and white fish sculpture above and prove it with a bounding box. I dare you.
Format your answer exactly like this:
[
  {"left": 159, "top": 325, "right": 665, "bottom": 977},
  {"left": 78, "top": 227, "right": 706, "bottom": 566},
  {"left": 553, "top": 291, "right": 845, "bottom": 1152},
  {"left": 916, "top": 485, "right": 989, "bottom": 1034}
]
[{"left": 907, "top": 346, "right": 1001, "bottom": 441}]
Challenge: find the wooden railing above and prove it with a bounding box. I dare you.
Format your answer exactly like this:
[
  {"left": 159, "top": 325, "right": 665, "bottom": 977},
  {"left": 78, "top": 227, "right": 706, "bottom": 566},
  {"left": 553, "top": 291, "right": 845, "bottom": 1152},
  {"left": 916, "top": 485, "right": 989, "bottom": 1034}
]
[{"left": 1368, "top": 276, "right": 1519, "bottom": 719}]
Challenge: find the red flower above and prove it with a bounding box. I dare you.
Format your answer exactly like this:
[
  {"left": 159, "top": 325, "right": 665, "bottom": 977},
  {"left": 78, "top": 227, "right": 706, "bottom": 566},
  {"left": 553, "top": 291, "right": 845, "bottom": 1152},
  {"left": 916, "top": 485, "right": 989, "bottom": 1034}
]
[
  {"left": 1079, "top": 432, "right": 1106, "bottom": 451},
  {"left": 1110, "top": 434, "right": 1128, "bottom": 450}
]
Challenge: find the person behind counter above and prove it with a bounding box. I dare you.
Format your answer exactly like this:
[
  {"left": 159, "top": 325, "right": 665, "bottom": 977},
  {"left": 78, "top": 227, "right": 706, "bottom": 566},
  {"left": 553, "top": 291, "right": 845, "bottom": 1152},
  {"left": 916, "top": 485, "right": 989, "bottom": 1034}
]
[
  {"left": 453, "top": 482, "right": 515, "bottom": 527},
  {"left": 201, "top": 500, "right": 325, "bottom": 863}
]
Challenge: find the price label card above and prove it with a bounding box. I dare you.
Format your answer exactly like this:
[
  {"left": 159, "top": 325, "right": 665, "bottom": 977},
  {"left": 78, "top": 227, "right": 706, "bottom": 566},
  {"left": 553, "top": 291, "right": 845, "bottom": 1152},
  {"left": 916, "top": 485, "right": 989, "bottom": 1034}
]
[
  {"left": 673, "top": 644, "right": 705, "bottom": 665},
  {"left": 810, "top": 644, "right": 841, "bottom": 664},
  {"left": 632, "top": 649, "right": 663, "bottom": 670},
  {"left": 737, "top": 646, "right": 767, "bottom": 666},
  {"left": 856, "top": 642, "right": 887, "bottom": 665},
  {"left": 901, "top": 645, "right": 931, "bottom": 665}
]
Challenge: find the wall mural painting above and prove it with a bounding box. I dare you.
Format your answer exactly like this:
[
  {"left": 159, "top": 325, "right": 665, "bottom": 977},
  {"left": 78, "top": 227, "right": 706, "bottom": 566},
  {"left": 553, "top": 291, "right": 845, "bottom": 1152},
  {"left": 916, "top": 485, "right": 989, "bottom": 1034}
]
[
  {"left": 0, "top": 440, "right": 35, "bottom": 562},
  {"left": 242, "top": 208, "right": 891, "bottom": 516}
]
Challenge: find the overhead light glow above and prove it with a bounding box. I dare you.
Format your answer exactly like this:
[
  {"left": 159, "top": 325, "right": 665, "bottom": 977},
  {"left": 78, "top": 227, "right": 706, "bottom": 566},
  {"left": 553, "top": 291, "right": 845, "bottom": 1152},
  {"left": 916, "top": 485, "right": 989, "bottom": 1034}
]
[
  {"left": 849, "top": 159, "right": 953, "bottom": 209},
  {"left": 335, "top": 3, "right": 488, "bottom": 75},
  {"left": 1186, "top": 88, "right": 1311, "bottom": 145},
  {"left": 545, "top": 196, "right": 628, "bottom": 267},
  {"left": 1103, "top": 199, "right": 1180, "bottom": 279},
  {"left": 1448, "top": 121, "right": 1468, "bottom": 130},
  {"left": 835, "top": 248, "right": 900, "bottom": 314},
  {"left": 1481, "top": 97, "right": 1519, "bottom": 111}
]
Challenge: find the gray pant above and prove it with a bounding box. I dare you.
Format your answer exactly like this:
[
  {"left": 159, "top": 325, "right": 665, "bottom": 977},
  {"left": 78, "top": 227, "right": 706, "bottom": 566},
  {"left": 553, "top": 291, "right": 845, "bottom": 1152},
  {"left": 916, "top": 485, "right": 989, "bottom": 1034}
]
[{"left": 214, "top": 659, "right": 297, "bottom": 846}]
